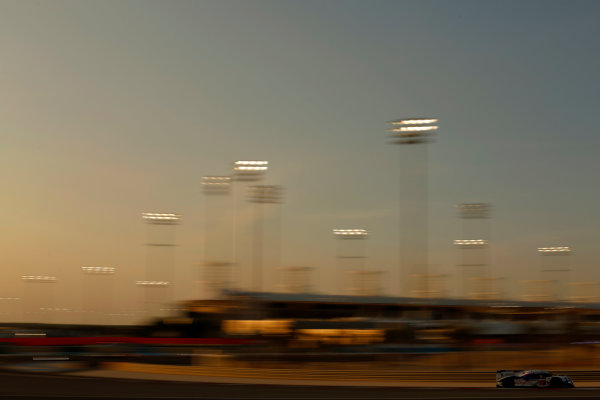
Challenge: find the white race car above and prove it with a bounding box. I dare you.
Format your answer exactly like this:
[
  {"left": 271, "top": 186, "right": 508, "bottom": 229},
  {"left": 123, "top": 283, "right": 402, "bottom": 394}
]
[{"left": 496, "top": 370, "right": 574, "bottom": 388}]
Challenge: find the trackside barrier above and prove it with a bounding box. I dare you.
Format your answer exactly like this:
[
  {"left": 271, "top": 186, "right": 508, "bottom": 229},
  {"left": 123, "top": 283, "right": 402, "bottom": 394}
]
[{"left": 101, "top": 363, "right": 600, "bottom": 382}]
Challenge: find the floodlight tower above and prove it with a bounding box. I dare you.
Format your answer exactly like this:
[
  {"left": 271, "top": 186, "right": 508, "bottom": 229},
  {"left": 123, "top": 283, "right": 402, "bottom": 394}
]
[
  {"left": 81, "top": 266, "right": 115, "bottom": 325},
  {"left": 387, "top": 117, "right": 438, "bottom": 297},
  {"left": 537, "top": 246, "right": 572, "bottom": 301},
  {"left": 247, "top": 184, "right": 284, "bottom": 292},
  {"left": 350, "top": 270, "right": 383, "bottom": 296},
  {"left": 520, "top": 279, "right": 555, "bottom": 302},
  {"left": 21, "top": 275, "right": 57, "bottom": 323},
  {"left": 141, "top": 212, "right": 180, "bottom": 318},
  {"left": 201, "top": 176, "right": 233, "bottom": 297},
  {"left": 231, "top": 161, "right": 269, "bottom": 290},
  {"left": 455, "top": 203, "right": 492, "bottom": 299},
  {"left": 135, "top": 280, "right": 170, "bottom": 318},
  {"left": 0, "top": 297, "right": 20, "bottom": 322},
  {"left": 279, "top": 266, "right": 314, "bottom": 293},
  {"left": 333, "top": 229, "right": 368, "bottom": 295}
]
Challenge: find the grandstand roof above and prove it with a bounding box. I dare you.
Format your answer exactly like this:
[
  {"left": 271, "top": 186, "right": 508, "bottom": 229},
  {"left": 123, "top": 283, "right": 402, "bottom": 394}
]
[{"left": 222, "top": 290, "right": 600, "bottom": 311}]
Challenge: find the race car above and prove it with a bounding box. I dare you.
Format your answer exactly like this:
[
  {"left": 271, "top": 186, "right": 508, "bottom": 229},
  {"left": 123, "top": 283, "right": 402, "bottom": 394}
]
[{"left": 496, "top": 370, "right": 574, "bottom": 388}]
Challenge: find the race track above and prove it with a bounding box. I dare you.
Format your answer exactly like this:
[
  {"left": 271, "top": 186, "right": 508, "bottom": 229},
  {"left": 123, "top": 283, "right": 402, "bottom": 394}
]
[{"left": 0, "top": 371, "right": 599, "bottom": 400}]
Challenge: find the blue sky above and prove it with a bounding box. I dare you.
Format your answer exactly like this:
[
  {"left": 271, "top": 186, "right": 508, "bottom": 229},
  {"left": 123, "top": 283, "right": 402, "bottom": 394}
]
[{"left": 1, "top": 0, "right": 599, "bottom": 322}]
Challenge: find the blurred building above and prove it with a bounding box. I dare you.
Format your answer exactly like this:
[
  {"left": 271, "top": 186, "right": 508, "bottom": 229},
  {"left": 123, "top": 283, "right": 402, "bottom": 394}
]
[{"left": 162, "top": 290, "right": 600, "bottom": 348}]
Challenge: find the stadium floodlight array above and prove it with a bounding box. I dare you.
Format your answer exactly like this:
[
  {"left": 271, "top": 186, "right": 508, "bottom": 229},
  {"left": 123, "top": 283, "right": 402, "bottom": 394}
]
[
  {"left": 537, "top": 246, "right": 572, "bottom": 254},
  {"left": 21, "top": 275, "right": 57, "bottom": 282},
  {"left": 233, "top": 160, "right": 269, "bottom": 181},
  {"left": 454, "top": 239, "right": 488, "bottom": 247},
  {"left": 455, "top": 203, "right": 491, "bottom": 219},
  {"left": 201, "top": 176, "right": 232, "bottom": 186},
  {"left": 202, "top": 176, "right": 232, "bottom": 194},
  {"left": 141, "top": 212, "right": 181, "bottom": 224},
  {"left": 387, "top": 118, "right": 438, "bottom": 144},
  {"left": 233, "top": 160, "right": 268, "bottom": 171},
  {"left": 390, "top": 125, "right": 439, "bottom": 132},
  {"left": 81, "top": 266, "right": 116, "bottom": 275},
  {"left": 389, "top": 118, "right": 439, "bottom": 125},
  {"left": 332, "top": 228, "right": 368, "bottom": 238},
  {"left": 247, "top": 184, "right": 285, "bottom": 204},
  {"left": 135, "top": 280, "right": 169, "bottom": 287}
]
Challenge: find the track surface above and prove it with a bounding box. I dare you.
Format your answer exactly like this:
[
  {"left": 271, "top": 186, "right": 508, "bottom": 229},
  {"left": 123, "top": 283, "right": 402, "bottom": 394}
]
[{"left": 0, "top": 372, "right": 599, "bottom": 400}]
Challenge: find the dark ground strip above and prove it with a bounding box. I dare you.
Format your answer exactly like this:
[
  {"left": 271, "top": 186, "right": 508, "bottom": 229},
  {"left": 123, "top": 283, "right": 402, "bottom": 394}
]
[{"left": 0, "top": 372, "right": 599, "bottom": 399}]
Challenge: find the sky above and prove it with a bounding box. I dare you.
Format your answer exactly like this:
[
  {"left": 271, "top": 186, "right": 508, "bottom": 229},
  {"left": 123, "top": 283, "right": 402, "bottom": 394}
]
[{"left": 1, "top": 0, "right": 600, "bottom": 324}]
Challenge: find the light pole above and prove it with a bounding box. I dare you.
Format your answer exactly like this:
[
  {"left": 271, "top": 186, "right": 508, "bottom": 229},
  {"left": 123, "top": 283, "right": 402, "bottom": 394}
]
[
  {"left": 537, "top": 246, "right": 572, "bottom": 301},
  {"left": 81, "top": 266, "right": 116, "bottom": 325},
  {"left": 455, "top": 203, "right": 491, "bottom": 299},
  {"left": 202, "top": 176, "right": 233, "bottom": 297},
  {"left": 0, "top": 297, "right": 20, "bottom": 322},
  {"left": 247, "top": 184, "right": 284, "bottom": 292},
  {"left": 21, "top": 275, "right": 57, "bottom": 323},
  {"left": 231, "top": 161, "right": 269, "bottom": 290},
  {"left": 521, "top": 279, "right": 554, "bottom": 302},
  {"left": 279, "top": 266, "right": 314, "bottom": 293},
  {"left": 350, "top": 270, "right": 383, "bottom": 296},
  {"left": 136, "top": 280, "right": 170, "bottom": 318},
  {"left": 454, "top": 238, "right": 489, "bottom": 299},
  {"left": 387, "top": 117, "right": 438, "bottom": 297},
  {"left": 141, "top": 212, "right": 180, "bottom": 319},
  {"left": 333, "top": 228, "right": 368, "bottom": 295}
]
